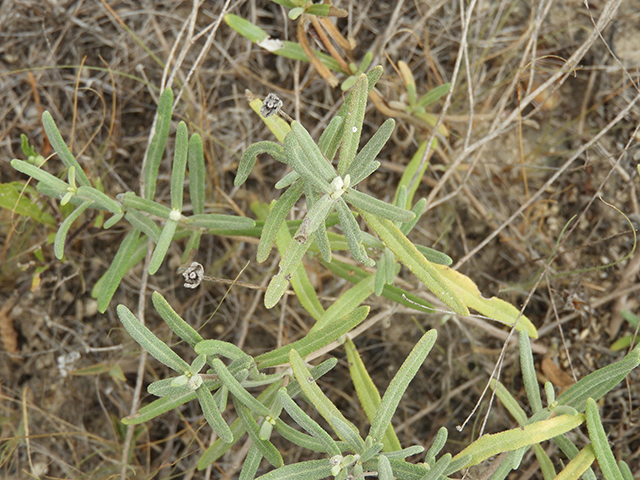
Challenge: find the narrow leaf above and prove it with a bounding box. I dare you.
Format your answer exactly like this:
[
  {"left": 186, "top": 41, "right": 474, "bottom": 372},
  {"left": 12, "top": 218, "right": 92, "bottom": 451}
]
[
  {"left": 348, "top": 118, "right": 395, "bottom": 185},
  {"left": 96, "top": 229, "right": 142, "bottom": 313},
  {"left": 116, "top": 304, "right": 190, "bottom": 373},
  {"left": 123, "top": 390, "right": 196, "bottom": 425},
  {"left": 144, "top": 87, "right": 173, "bottom": 200},
  {"left": 557, "top": 344, "right": 640, "bottom": 411},
  {"left": 152, "top": 291, "right": 203, "bottom": 347},
  {"left": 11, "top": 159, "right": 69, "bottom": 194},
  {"left": 418, "top": 453, "right": 451, "bottom": 480},
  {"left": 170, "top": 121, "right": 188, "bottom": 211},
  {"left": 196, "top": 384, "right": 234, "bottom": 443},
  {"left": 188, "top": 133, "right": 206, "bottom": 214},
  {"left": 264, "top": 236, "right": 312, "bottom": 308},
  {"left": 554, "top": 444, "right": 596, "bottom": 480},
  {"left": 76, "top": 186, "right": 122, "bottom": 214},
  {"left": 312, "top": 276, "right": 375, "bottom": 332},
  {"left": 124, "top": 211, "right": 161, "bottom": 242},
  {"left": 370, "top": 329, "right": 437, "bottom": 442},
  {"left": 233, "top": 396, "right": 284, "bottom": 468},
  {"left": 345, "top": 189, "right": 415, "bottom": 223},
  {"left": 278, "top": 388, "right": 341, "bottom": 456},
  {"left": 335, "top": 198, "right": 373, "bottom": 266},
  {"left": 452, "top": 414, "right": 585, "bottom": 469},
  {"left": 491, "top": 380, "right": 528, "bottom": 425},
  {"left": 122, "top": 192, "right": 172, "bottom": 219},
  {"left": 344, "top": 337, "right": 402, "bottom": 452},
  {"left": 378, "top": 455, "right": 393, "bottom": 480},
  {"left": 256, "top": 306, "right": 368, "bottom": 369},
  {"left": 254, "top": 459, "right": 332, "bottom": 480},
  {"left": 338, "top": 74, "right": 368, "bottom": 176},
  {"left": 291, "top": 121, "right": 337, "bottom": 184},
  {"left": 520, "top": 330, "right": 542, "bottom": 413},
  {"left": 236, "top": 141, "right": 286, "bottom": 187},
  {"left": 195, "top": 340, "right": 251, "bottom": 362},
  {"left": 361, "top": 211, "right": 468, "bottom": 316},
  {"left": 258, "top": 181, "right": 304, "bottom": 263},
  {"left": 211, "top": 358, "right": 272, "bottom": 417},
  {"left": 54, "top": 200, "right": 91, "bottom": 260},
  {"left": 289, "top": 349, "right": 359, "bottom": 443},
  {"left": 239, "top": 445, "right": 263, "bottom": 480},
  {"left": 417, "top": 83, "right": 450, "bottom": 107},
  {"left": 42, "top": 111, "right": 91, "bottom": 187},
  {"left": 148, "top": 218, "right": 178, "bottom": 275},
  {"left": 185, "top": 213, "right": 255, "bottom": 230},
  {"left": 318, "top": 116, "right": 344, "bottom": 160},
  {"left": 586, "top": 398, "right": 623, "bottom": 480}
]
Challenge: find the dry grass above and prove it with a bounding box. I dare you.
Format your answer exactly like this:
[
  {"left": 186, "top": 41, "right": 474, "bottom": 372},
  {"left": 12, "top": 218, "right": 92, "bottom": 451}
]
[{"left": 1, "top": 0, "right": 639, "bottom": 478}]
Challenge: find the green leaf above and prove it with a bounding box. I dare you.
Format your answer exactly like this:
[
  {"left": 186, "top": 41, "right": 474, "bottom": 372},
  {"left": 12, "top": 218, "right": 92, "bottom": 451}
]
[
  {"left": 257, "top": 182, "right": 304, "bottom": 263},
  {"left": 124, "top": 211, "right": 161, "bottom": 242},
  {"left": 0, "top": 182, "right": 56, "bottom": 226},
  {"left": 344, "top": 189, "right": 415, "bottom": 223},
  {"left": 148, "top": 218, "right": 178, "bottom": 275},
  {"left": 264, "top": 236, "right": 313, "bottom": 308},
  {"left": 239, "top": 445, "right": 263, "bottom": 480},
  {"left": 54, "top": 199, "right": 92, "bottom": 260},
  {"left": 326, "top": 66, "right": 384, "bottom": 159},
  {"left": 210, "top": 358, "right": 272, "bottom": 417},
  {"left": 188, "top": 134, "right": 206, "bottom": 216},
  {"left": 224, "top": 13, "right": 268, "bottom": 42},
  {"left": 144, "top": 88, "right": 173, "bottom": 200},
  {"left": 74, "top": 186, "right": 122, "bottom": 214},
  {"left": 121, "top": 192, "right": 172, "bottom": 219},
  {"left": 557, "top": 343, "right": 640, "bottom": 411},
  {"left": 152, "top": 291, "right": 203, "bottom": 347},
  {"left": 554, "top": 444, "right": 595, "bottom": 480},
  {"left": 369, "top": 329, "right": 437, "bottom": 442},
  {"left": 185, "top": 213, "right": 255, "bottom": 230},
  {"left": 554, "top": 434, "right": 597, "bottom": 480},
  {"left": 378, "top": 455, "right": 393, "bottom": 480},
  {"left": 323, "top": 259, "right": 434, "bottom": 313},
  {"left": 196, "top": 384, "right": 234, "bottom": 443},
  {"left": 236, "top": 141, "right": 286, "bottom": 187},
  {"left": 123, "top": 390, "right": 197, "bottom": 425},
  {"left": 289, "top": 349, "right": 359, "bottom": 443},
  {"left": 432, "top": 261, "right": 539, "bottom": 337},
  {"left": 417, "top": 83, "right": 450, "bottom": 107},
  {"left": 344, "top": 338, "right": 402, "bottom": 452},
  {"left": 318, "top": 116, "right": 344, "bottom": 160},
  {"left": 195, "top": 340, "right": 251, "bottom": 362},
  {"left": 96, "top": 229, "right": 143, "bottom": 313},
  {"left": 284, "top": 132, "right": 332, "bottom": 195},
  {"left": 396, "top": 140, "right": 431, "bottom": 208},
  {"left": 361, "top": 211, "right": 468, "bottom": 316},
  {"left": 254, "top": 459, "right": 333, "bottom": 480},
  {"left": 197, "top": 380, "right": 283, "bottom": 469},
  {"left": 11, "top": 159, "right": 69, "bottom": 195},
  {"left": 256, "top": 306, "right": 368, "bottom": 368},
  {"left": 42, "top": 111, "right": 91, "bottom": 187},
  {"left": 312, "top": 276, "right": 375, "bottom": 333},
  {"left": 425, "top": 427, "right": 448, "bottom": 465},
  {"left": 419, "top": 453, "right": 451, "bottom": 480},
  {"left": 348, "top": 118, "right": 395, "bottom": 185},
  {"left": 232, "top": 396, "right": 284, "bottom": 468},
  {"left": 335, "top": 199, "right": 373, "bottom": 267},
  {"left": 338, "top": 74, "right": 368, "bottom": 176},
  {"left": 329, "top": 414, "right": 364, "bottom": 452},
  {"left": 278, "top": 388, "right": 341, "bottom": 456},
  {"left": 273, "top": 41, "right": 343, "bottom": 73},
  {"left": 452, "top": 414, "right": 585, "bottom": 469},
  {"left": 491, "top": 380, "right": 528, "bottom": 425},
  {"left": 519, "top": 330, "right": 542, "bottom": 414},
  {"left": 291, "top": 122, "right": 337, "bottom": 184},
  {"left": 586, "top": 398, "right": 623, "bottom": 480},
  {"left": 170, "top": 121, "right": 189, "bottom": 211},
  {"left": 116, "top": 304, "right": 190, "bottom": 373}
]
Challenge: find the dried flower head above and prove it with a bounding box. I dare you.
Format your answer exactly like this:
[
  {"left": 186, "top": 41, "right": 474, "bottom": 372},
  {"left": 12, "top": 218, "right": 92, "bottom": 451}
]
[
  {"left": 260, "top": 93, "right": 284, "bottom": 118},
  {"left": 182, "top": 262, "right": 204, "bottom": 289}
]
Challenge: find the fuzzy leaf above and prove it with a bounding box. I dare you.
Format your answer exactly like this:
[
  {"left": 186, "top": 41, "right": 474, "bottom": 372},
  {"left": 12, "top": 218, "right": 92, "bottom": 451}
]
[
  {"left": 143, "top": 88, "right": 173, "bottom": 200},
  {"left": 42, "top": 111, "right": 91, "bottom": 187},
  {"left": 116, "top": 304, "right": 190, "bottom": 373},
  {"left": 54, "top": 200, "right": 91, "bottom": 260}
]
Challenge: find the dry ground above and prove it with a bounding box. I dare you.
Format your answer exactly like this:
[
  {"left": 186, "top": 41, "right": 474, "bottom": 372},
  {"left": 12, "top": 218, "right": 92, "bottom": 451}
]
[{"left": 1, "top": 0, "right": 639, "bottom": 479}]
